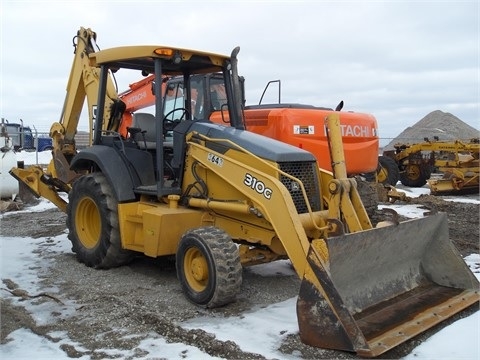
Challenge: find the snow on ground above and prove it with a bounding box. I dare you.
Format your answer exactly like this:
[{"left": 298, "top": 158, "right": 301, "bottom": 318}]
[{"left": 1, "top": 150, "right": 479, "bottom": 359}]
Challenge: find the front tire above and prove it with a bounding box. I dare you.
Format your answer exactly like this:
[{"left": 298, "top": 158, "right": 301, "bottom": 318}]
[
  {"left": 176, "top": 227, "right": 242, "bottom": 308},
  {"left": 67, "top": 173, "right": 133, "bottom": 268},
  {"left": 400, "top": 163, "right": 430, "bottom": 187},
  {"left": 377, "top": 156, "right": 399, "bottom": 186}
]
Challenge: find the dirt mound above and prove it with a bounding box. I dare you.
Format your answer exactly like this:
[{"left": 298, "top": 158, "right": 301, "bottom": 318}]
[{"left": 384, "top": 110, "right": 480, "bottom": 150}]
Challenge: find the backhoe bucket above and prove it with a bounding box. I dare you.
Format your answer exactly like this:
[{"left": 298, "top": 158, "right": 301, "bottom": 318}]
[{"left": 297, "top": 212, "right": 479, "bottom": 358}]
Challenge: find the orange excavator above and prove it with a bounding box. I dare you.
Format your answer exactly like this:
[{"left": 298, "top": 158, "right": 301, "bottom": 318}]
[
  {"left": 118, "top": 74, "right": 160, "bottom": 137},
  {"left": 214, "top": 79, "right": 379, "bottom": 176},
  {"left": 118, "top": 74, "right": 380, "bottom": 177}
]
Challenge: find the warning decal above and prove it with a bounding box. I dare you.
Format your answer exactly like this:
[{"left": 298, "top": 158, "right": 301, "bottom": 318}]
[{"left": 293, "top": 125, "right": 315, "bottom": 135}]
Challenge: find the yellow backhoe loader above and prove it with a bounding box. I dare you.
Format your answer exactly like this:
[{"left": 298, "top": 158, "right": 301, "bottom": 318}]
[{"left": 10, "top": 27, "right": 479, "bottom": 357}]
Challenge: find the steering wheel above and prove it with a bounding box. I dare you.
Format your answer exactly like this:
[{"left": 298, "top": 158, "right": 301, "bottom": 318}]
[{"left": 163, "top": 108, "right": 190, "bottom": 133}]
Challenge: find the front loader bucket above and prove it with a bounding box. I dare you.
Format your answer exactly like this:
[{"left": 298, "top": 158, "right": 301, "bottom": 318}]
[{"left": 297, "top": 212, "right": 479, "bottom": 358}]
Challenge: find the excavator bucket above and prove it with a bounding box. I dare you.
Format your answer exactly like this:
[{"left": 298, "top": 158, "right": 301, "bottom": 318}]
[{"left": 297, "top": 212, "right": 479, "bottom": 357}]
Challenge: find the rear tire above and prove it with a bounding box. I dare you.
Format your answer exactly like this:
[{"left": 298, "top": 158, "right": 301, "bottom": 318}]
[
  {"left": 67, "top": 173, "right": 134, "bottom": 268},
  {"left": 176, "top": 227, "right": 242, "bottom": 308}
]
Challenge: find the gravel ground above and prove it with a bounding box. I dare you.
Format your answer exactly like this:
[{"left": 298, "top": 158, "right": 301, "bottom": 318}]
[{"left": 1, "top": 192, "right": 479, "bottom": 359}]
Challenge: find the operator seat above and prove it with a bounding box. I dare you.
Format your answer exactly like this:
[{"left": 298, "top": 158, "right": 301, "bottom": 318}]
[{"left": 131, "top": 113, "right": 156, "bottom": 149}]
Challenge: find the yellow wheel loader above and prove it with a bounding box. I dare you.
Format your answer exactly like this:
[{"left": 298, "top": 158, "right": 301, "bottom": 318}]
[{"left": 10, "top": 27, "right": 479, "bottom": 357}]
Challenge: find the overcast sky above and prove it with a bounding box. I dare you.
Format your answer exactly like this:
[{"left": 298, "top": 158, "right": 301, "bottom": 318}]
[{"left": 1, "top": 0, "right": 478, "bottom": 144}]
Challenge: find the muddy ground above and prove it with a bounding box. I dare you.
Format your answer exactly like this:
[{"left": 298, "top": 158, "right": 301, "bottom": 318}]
[{"left": 1, "top": 192, "right": 479, "bottom": 359}]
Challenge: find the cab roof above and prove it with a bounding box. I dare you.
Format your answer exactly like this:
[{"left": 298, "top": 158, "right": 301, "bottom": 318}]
[{"left": 89, "top": 45, "right": 230, "bottom": 76}]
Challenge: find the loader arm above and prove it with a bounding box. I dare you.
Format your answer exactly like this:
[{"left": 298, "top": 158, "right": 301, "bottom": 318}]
[
  {"left": 295, "top": 118, "right": 479, "bottom": 357},
  {"left": 183, "top": 116, "right": 478, "bottom": 358}
]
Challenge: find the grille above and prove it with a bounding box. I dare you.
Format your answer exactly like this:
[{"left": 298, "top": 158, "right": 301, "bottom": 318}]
[{"left": 279, "top": 162, "right": 321, "bottom": 213}]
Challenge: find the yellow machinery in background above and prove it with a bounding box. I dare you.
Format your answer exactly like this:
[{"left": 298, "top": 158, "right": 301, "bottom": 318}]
[{"left": 383, "top": 137, "right": 479, "bottom": 195}]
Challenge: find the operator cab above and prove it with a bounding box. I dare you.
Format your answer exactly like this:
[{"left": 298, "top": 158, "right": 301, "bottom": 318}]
[
  {"left": 88, "top": 46, "right": 242, "bottom": 200},
  {"left": 127, "top": 73, "right": 230, "bottom": 146}
]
